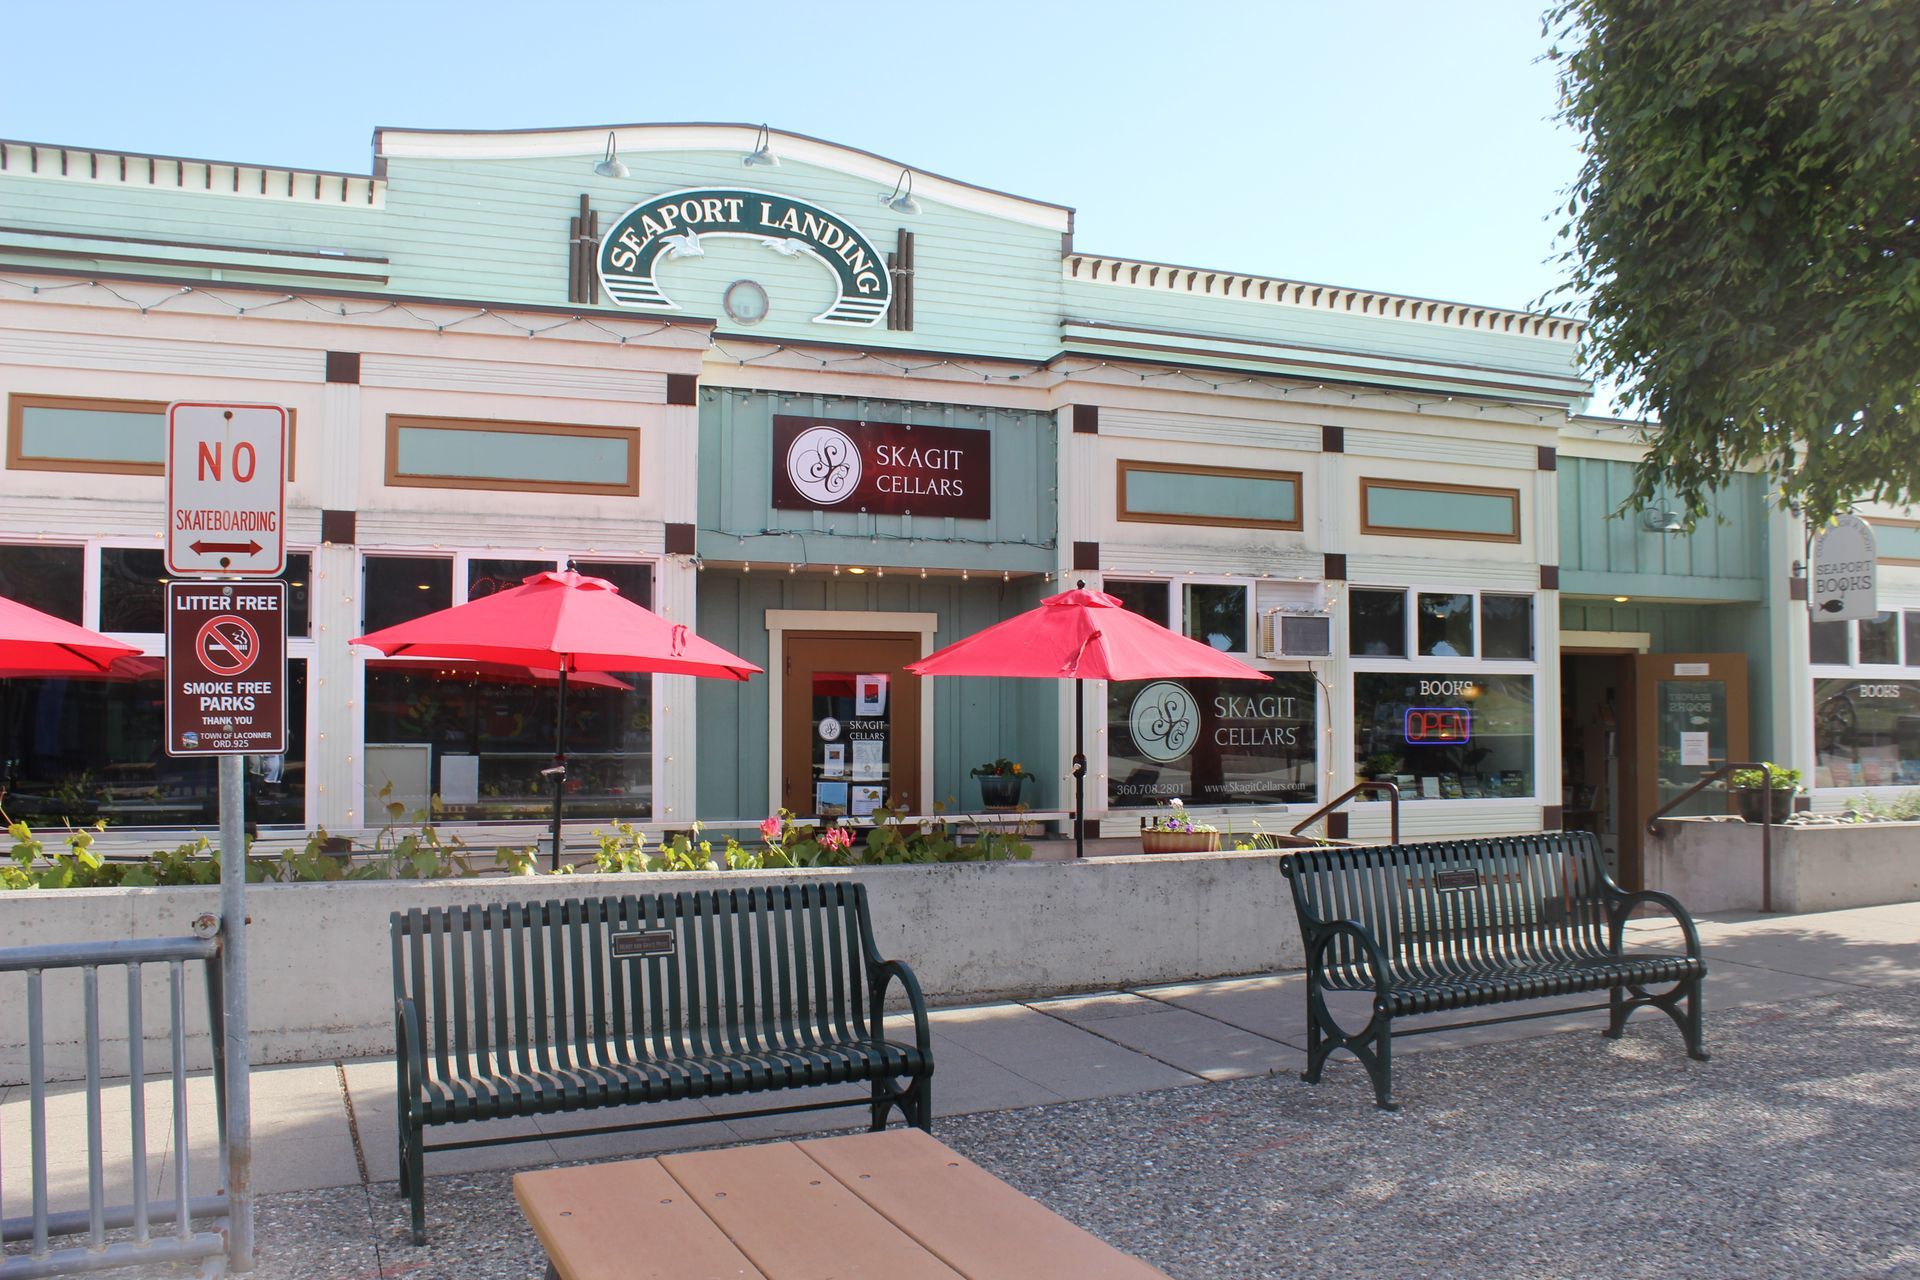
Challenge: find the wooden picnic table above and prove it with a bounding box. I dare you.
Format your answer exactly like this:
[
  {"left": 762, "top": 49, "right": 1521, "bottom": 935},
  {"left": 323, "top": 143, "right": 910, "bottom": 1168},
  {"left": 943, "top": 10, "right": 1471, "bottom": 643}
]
[{"left": 513, "top": 1128, "right": 1169, "bottom": 1280}]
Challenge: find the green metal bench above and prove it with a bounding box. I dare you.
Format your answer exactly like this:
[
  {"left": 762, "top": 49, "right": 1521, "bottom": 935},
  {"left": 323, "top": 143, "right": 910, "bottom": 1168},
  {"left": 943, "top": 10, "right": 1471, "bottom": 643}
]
[
  {"left": 391, "top": 884, "right": 932, "bottom": 1244},
  {"left": 1282, "top": 831, "right": 1707, "bottom": 1110}
]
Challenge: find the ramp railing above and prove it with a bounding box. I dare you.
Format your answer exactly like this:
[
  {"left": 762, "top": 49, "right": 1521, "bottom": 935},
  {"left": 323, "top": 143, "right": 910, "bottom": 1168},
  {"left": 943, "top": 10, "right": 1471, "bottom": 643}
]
[{"left": 1, "top": 935, "right": 230, "bottom": 1278}]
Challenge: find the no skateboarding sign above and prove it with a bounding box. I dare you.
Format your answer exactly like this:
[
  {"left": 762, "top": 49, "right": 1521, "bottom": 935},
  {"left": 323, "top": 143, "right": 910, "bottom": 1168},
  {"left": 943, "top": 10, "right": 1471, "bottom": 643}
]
[{"left": 166, "top": 581, "right": 287, "bottom": 755}]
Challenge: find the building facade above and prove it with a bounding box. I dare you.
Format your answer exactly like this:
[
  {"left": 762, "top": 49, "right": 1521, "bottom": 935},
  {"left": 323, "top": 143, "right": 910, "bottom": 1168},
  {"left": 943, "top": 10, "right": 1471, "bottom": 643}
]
[{"left": 0, "top": 124, "right": 1911, "bottom": 881}]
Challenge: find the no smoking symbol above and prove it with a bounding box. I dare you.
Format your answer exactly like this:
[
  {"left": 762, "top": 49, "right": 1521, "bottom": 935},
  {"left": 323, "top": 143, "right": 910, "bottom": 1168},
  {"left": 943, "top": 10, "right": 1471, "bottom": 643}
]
[{"left": 196, "top": 615, "right": 260, "bottom": 676}]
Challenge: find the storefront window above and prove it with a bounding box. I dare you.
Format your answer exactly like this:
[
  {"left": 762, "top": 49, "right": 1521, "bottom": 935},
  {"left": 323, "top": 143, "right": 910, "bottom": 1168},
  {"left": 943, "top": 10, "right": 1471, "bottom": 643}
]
[
  {"left": 362, "top": 661, "right": 651, "bottom": 823},
  {"left": 1814, "top": 678, "right": 1920, "bottom": 789},
  {"left": 1480, "top": 594, "right": 1534, "bottom": 660},
  {"left": 0, "top": 662, "right": 307, "bottom": 827},
  {"left": 1416, "top": 593, "right": 1473, "bottom": 657},
  {"left": 1349, "top": 589, "right": 1406, "bottom": 657},
  {"left": 100, "top": 547, "right": 167, "bottom": 633},
  {"left": 1184, "top": 583, "right": 1248, "bottom": 652},
  {"left": 364, "top": 556, "right": 453, "bottom": 632},
  {"left": 468, "top": 558, "right": 552, "bottom": 601},
  {"left": 95, "top": 549, "right": 309, "bottom": 637},
  {"left": 1108, "top": 673, "right": 1316, "bottom": 807},
  {"left": 0, "top": 544, "right": 84, "bottom": 623},
  {"left": 1810, "top": 617, "right": 1849, "bottom": 666},
  {"left": 1858, "top": 612, "right": 1900, "bottom": 665},
  {"left": 1908, "top": 612, "right": 1920, "bottom": 668},
  {"left": 1106, "top": 578, "right": 1169, "bottom": 628},
  {"left": 575, "top": 561, "right": 653, "bottom": 610},
  {"left": 1353, "top": 672, "right": 1534, "bottom": 800}
]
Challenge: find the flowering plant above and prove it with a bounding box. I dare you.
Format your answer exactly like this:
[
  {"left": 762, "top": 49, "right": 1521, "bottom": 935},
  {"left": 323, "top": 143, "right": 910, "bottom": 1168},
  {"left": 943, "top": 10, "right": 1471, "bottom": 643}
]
[
  {"left": 969, "top": 758, "right": 1024, "bottom": 778},
  {"left": 1142, "top": 798, "right": 1217, "bottom": 834},
  {"left": 818, "top": 826, "right": 854, "bottom": 853}
]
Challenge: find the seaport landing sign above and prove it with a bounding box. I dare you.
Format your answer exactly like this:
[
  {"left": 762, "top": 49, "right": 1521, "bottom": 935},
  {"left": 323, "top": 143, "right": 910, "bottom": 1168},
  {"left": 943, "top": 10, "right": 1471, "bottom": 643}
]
[
  {"left": 597, "top": 188, "right": 890, "bottom": 325},
  {"left": 772, "top": 415, "right": 992, "bottom": 519},
  {"left": 166, "top": 581, "right": 286, "bottom": 756}
]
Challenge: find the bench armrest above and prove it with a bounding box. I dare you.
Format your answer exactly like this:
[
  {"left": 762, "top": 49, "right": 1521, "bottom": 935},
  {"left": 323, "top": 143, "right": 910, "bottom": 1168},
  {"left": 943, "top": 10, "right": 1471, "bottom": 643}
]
[
  {"left": 870, "top": 958, "right": 931, "bottom": 1058},
  {"left": 1304, "top": 919, "right": 1391, "bottom": 998},
  {"left": 1606, "top": 888, "right": 1703, "bottom": 960},
  {"left": 394, "top": 996, "right": 427, "bottom": 1121}
]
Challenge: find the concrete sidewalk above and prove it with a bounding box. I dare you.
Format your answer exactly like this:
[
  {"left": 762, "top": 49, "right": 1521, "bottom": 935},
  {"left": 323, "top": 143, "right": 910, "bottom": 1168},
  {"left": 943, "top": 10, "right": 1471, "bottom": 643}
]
[{"left": 5, "top": 899, "right": 1915, "bottom": 1226}]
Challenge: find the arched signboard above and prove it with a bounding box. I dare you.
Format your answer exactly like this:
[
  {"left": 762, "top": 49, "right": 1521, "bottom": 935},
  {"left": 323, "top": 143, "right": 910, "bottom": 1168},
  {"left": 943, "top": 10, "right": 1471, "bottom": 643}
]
[{"left": 596, "top": 187, "right": 891, "bottom": 326}]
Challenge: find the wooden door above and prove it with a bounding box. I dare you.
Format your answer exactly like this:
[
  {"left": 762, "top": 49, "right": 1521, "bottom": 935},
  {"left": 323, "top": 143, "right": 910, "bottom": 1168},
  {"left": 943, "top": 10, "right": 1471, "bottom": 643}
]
[
  {"left": 1625, "top": 652, "right": 1749, "bottom": 889},
  {"left": 782, "top": 633, "right": 923, "bottom": 818}
]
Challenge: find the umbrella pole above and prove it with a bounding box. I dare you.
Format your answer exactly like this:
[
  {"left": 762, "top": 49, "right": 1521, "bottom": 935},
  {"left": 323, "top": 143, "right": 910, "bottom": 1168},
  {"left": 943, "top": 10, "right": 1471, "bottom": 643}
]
[
  {"left": 549, "top": 665, "right": 569, "bottom": 872},
  {"left": 1072, "top": 677, "right": 1085, "bottom": 859}
]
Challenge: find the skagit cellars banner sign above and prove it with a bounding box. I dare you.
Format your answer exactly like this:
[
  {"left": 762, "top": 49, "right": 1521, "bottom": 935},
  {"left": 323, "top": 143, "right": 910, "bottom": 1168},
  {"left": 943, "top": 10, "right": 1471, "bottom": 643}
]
[
  {"left": 597, "top": 187, "right": 890, "bottom": 326},
  {"left": 1108, "top": 674, "right": 1318, "bottom": 807},
  {"left": 772, "top": 415, "right": 992, "bottom": 519}
]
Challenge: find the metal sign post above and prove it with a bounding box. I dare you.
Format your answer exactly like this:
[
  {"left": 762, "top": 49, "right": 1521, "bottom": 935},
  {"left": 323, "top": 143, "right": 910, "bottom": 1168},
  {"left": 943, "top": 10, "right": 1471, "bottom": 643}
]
[{"left": 163, "top": 401, "right": 287, "bottom": 1274}]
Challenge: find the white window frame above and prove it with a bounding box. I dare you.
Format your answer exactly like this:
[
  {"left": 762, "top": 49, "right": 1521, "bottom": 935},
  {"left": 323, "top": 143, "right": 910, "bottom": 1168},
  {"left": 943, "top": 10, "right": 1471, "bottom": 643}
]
[
  {"left": 352, "top": 546, "right": 664, "bottom": 829},
  {"left": 1347, "top": 582, "right": 1543, "bottom": 808},
  {"left": 1808, "top": 598, "right": 1920, "bottom": 794},
  {"left": 0, "top": 536, "right": 320, "bottom": 830}
]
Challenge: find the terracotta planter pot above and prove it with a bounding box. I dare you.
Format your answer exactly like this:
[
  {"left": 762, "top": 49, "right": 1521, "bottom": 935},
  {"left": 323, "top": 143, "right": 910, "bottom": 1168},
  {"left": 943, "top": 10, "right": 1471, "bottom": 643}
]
[{"left": 1140, "top": 829, "right": 1220, "bottom": 854}]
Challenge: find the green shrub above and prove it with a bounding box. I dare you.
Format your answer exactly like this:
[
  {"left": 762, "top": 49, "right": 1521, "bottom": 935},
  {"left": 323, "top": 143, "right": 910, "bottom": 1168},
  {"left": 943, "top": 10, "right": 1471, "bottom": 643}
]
[{"left": 1729, "top": 765, "right": 1801, "bottom": 791}]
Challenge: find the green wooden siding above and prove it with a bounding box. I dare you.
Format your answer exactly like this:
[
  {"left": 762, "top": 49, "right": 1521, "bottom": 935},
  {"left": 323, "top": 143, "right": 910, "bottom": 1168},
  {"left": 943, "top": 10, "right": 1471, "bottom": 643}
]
[
  {"left": 697, "top": 388, "right": 1056, "bottom": 573},
  {"left": 1559, "top": 599, "right": 1776, "bottom": 758},
  {"left": 1558, "top": 457, "right": 1765, "bottom": 599},
  {"left": 694, "top": 571, "right": 1059, "bottom": 822}
]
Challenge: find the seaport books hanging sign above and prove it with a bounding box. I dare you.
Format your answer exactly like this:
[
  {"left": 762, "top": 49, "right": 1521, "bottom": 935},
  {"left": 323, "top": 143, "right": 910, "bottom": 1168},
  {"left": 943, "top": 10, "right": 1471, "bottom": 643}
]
[{"left": 772, "top": 415, "right": 992, "bottom": 519}]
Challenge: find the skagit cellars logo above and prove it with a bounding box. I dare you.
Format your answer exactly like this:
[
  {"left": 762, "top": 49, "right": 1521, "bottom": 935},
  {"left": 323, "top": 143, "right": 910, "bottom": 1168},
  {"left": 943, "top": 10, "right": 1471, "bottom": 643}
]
[
  {"left": 785, "top": 424, "right": 863, "bottom": 506},
  {"left": 770, "top": 416, "right": 992, "bottom": 519},
  {"left": 1129, "top": 682, "right": 1199, "bottom": 763}
]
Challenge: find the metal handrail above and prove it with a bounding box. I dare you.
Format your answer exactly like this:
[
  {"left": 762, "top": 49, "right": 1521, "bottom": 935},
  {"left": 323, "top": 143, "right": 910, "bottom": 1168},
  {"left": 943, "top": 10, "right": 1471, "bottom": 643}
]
[
  {"left": 1292, "top": 780, "right": 1400, "bottom": 843},
  {"left": 1645, "top": 760, "right": 1776, "bottom": 913}
]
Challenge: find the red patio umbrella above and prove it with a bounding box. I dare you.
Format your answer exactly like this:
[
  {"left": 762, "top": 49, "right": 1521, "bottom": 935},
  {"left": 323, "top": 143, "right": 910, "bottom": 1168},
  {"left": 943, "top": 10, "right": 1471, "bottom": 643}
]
[
  {"left": 907, "top": 583, "right": 1269, "bottom": 858},
  {"left": 353, "top": 568, "right": 761, "bottom": 867},
  {"left": 0, "top": 593, "right": 146, "bottom": 676}
]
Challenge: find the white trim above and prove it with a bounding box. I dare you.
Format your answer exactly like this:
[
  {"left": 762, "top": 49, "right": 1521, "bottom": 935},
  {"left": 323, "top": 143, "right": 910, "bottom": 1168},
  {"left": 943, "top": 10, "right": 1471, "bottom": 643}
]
[
  {"left": 1562, "top": 629, "right": 1652, "bottom": 654},
  {"left": 763, "top": 609, "right": 939, "bottom": 819},
  {"left": 375, "top": 125, "right": 1073, "bottom": 232}
]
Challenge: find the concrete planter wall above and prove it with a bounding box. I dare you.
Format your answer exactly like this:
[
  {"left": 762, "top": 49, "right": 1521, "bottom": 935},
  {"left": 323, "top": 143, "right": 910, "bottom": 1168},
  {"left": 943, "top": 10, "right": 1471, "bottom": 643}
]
[
  {"left": 1647, "top": 817, "right": 1920, "bottom": 915},
  {"left": 0, "top": 850, "right": 1305, "bottom": 1084}
]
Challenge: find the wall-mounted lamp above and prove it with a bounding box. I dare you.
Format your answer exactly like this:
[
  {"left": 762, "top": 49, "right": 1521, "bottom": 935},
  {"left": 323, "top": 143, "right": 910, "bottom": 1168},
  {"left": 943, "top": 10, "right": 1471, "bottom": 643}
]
[
  {"left": 742, "top": 124, "right": 778, "bottom": 168},
  {"left": 1640, "top": 507, "right": 1685, "bottom": 533},
  {"left": 593, "top": 132, "right": 629, "bottom": 180},
  {"left": 882, "top": 169, "right": 921, "bottom": 215}
]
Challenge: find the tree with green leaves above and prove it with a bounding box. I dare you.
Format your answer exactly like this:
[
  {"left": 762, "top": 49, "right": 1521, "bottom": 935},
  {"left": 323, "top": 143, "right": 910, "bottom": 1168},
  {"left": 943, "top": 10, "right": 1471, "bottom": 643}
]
[{"left": 1549, "top": 0, "right": 1920, "bottom": 529}]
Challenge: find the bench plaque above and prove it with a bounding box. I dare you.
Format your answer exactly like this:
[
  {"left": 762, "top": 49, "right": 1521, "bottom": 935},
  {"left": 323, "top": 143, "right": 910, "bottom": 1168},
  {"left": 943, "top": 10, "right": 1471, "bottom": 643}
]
[
  {"left": 1433, "top": 869, "right": 1480, "bottom": 892},
  {"left": 609, "top": 928, "right": 676, "bottom": 960}
]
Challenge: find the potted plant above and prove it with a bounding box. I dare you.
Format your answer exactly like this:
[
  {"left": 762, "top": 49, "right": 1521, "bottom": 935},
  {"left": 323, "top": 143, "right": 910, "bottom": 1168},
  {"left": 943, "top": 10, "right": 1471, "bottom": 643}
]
[
  {"left": 1140, "top": 799, "right": 1220, "bottom": 853},
  {"left": 970, "top": 758, "right": 1026, "bottom": 809},
  {"left": 1729, "top": 765, "right": 1800, "bottom": 824}
]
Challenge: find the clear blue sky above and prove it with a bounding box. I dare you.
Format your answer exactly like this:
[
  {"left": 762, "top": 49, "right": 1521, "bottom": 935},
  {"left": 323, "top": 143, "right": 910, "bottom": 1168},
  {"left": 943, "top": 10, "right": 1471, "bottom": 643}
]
[{"left": 1, "top": 0, "right": 1580, "bottom": 314}]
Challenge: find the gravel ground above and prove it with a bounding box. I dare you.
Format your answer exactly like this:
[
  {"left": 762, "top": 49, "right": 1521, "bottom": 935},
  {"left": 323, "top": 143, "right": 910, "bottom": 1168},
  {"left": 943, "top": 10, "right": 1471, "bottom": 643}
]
[{"left": 25, "top": 989, "right": 1919, "bottom": 1279}]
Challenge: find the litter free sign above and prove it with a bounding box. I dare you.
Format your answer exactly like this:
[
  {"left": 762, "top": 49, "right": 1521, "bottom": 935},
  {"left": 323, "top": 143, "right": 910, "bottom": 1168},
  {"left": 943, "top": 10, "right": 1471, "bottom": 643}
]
[
  {"left": 166, "top": 402, "right": 287, "bottom": 576},
  {"left": 166, "top": 582, "right": 286, "bottom": 756}
]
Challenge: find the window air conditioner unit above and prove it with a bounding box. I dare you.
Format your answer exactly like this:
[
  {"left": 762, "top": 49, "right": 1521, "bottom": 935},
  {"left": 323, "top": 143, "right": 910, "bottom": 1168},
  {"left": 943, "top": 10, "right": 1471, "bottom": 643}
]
[{"left": 1258, "top": 609, "right": 1332, "bottom": 659}]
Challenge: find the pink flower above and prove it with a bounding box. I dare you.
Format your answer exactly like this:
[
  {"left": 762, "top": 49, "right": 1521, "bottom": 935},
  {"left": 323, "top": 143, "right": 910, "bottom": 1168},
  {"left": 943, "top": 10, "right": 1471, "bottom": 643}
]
[
  {"left": 820, "top": 827, "right": 853, "bottom": 852},
  {"left": 759, "top": 816, "right": 782, "bottom": 842}
]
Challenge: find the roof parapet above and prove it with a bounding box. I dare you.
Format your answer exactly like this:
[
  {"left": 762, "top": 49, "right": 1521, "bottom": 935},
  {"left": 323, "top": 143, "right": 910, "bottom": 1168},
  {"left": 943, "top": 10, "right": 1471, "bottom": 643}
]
[
  {"left": 1066, "top": 253, "right": 1585, "bottom": 343},
  {"left": 0, "top": 138, "right": 385, "bottom": 208}
]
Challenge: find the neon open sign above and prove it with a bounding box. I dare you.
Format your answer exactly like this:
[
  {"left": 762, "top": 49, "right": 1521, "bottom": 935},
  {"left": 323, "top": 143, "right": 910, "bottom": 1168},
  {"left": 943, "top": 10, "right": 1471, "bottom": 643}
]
[{"left": 1405, "top": 707, "right": 1472, "bottom": 744}]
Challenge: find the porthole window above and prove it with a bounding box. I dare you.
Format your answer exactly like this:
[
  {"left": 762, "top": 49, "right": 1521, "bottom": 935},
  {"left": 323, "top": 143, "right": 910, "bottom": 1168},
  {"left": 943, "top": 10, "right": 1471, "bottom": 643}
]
[{"left": 723, "top": 279, "right": 770, "bottom": 326}]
